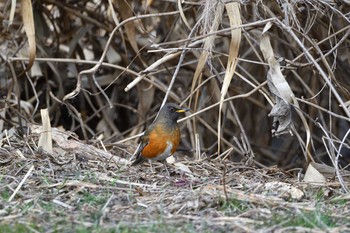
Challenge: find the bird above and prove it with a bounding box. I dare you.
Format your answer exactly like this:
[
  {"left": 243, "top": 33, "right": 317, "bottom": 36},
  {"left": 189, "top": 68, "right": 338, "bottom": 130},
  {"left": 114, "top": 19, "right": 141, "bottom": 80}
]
[{"left": 130, "top": 103, "right": 189, "bottom": 172}]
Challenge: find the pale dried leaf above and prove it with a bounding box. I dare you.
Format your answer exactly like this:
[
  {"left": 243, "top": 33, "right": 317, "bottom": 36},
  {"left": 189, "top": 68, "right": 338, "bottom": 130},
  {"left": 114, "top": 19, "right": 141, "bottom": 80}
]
[
  {"left": 220, "top": 2, "right": 241, "bottom": 97},
  {"left": 98, "top": 38, "right": 122, "bottom": 64},
  {"left": 21, "top": 0, "right": 36, "bottom": 71},
  {"left": 166, "top": 156, "right": 176, "bottom": 164},
  {"left": 7, "top": 98, "right": 33, "bottom": 116},
  {"left": 260, "top": 34, "right": 293, "bottom": 103},
  {"left": 260, "top": 23, "right": 293, "bottom": 136},
  {"left": 107, "top": 0, "right": 119, "bottom": 25},
  {"left": 30, "top": 61, "right": 43, "bottom": 77},
  {"left": 174, "top": 162, "right": 193, "bottom": 175},
  {"left": 96, "top": 119, "right": 113, "bottom": 138},
  {"left": 263, "top": 181, "right": 304, "bottom": 201},
  {"left": 311, "top": 162, "right": 350, "bottom": 181},
  {"left": 190, "top": 51, "right": 208, "bottom": 105},
  {"left": 260, "top": 23, "right": 312, "bottom": 160},
  {"left": 146, "top": 0, "right": 153, "bottom": 8},
  {"left": 178, "top": 0, "right": 191, "bottom": 30},
  {"left": 218, "top": 2, "right": 241, "bottom": 153},
  {"left": 304, "top": 162, "right": 327, "bottom": 184},
  {"left": 8, "top": 0, "right": 17, "bottom": 27},
  {"left": 38, "top": 108, "right": 53, "bottom": 154},
  {"left": 191, "top": 1, "right": 225, "bottom": 106}
]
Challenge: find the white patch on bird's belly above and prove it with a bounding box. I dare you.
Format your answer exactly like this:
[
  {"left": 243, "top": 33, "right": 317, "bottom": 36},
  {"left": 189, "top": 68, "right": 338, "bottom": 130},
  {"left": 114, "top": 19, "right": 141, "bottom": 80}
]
[{"left": 151, "top": 141, "right": 173, "bottom": 161}]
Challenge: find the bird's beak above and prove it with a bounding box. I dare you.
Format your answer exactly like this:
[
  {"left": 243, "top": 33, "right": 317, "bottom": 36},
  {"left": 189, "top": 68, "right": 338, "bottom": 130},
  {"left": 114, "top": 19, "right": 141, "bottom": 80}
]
[{"left": 176, "top": 107, "right": 190, "bottom": 113}]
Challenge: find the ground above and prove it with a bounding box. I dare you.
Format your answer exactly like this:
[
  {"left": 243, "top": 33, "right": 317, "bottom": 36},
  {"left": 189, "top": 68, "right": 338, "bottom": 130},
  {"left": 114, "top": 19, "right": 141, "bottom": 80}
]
[{"left": 0, "top": 126, "right": 349, "bottom": 233}]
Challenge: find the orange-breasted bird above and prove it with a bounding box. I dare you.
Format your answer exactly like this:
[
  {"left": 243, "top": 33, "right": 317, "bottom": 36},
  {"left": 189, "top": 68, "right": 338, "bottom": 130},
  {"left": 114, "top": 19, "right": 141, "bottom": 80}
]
[{"left": 131, "top": 103, "right": 189, "bottom": 168}]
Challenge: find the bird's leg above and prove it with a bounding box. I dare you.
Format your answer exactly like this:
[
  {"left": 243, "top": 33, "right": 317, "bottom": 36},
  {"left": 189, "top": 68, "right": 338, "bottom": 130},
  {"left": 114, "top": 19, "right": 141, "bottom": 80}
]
[
  {"left": 148, "top": 160, "right": 155, "bottom": 173},
  {"left": 162, "top": 161, "right": 170, "bottom": 176}
]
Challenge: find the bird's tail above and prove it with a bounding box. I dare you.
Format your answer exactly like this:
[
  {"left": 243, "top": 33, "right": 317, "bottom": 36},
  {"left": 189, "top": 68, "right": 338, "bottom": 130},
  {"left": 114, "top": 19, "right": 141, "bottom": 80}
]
[
  {"left": 130, "top": 144, "right": 145, "bottom": 166},
  {"left": 131, "top": 154, "right": 145, "bottom": 166}
]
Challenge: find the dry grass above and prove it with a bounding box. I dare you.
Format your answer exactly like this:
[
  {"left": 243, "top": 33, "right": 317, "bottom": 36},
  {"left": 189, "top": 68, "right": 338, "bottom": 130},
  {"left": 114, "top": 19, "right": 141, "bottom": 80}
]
[
  {"left": 1, "top": 0, "right": 350, "bottom": 231},
  {"left": 0, "top": 127, "right": 349, "bottom": 232}
]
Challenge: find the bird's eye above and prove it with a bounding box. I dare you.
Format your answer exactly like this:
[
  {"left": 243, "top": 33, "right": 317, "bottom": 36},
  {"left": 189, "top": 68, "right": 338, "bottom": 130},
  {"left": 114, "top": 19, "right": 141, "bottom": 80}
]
[{"left": 170, "top": 107, "right": 176, "bottom": 112}]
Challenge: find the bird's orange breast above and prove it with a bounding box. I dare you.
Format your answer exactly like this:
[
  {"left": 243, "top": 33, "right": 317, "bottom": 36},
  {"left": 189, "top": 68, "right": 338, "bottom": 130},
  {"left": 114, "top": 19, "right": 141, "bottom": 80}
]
[{"left": 141, "top": 124, "right": 180, "bottom": 159}]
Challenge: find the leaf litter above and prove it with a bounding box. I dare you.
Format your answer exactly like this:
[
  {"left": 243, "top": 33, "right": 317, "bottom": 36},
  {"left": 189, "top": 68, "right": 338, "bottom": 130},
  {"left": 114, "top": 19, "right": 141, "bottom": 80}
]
[
  {"left": 0, "top": 124, "right": 349, "bottom": 232},
  {"left": 1, "top": 0, "right": 350, "bottom": 232}
]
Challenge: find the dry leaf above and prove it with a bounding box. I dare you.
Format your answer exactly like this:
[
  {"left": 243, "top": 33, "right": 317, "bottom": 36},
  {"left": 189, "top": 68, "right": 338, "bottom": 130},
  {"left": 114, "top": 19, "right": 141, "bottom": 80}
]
[
  {"left": 190, "top": 1, "right": 224, "bottom": 106},
  {"left": 38, "top": 108, "right": 53, "bottom": 154},
  {"left": 118, "top": 0, "right": 139, "bottom": 53},
  {"left": 146, "top": 0, "right": 154, "bottom": 8},
  {"left": 220, "top": 2, "right": 241, "bottom": 98},
  {"left": 178, "top": 0, "right": 191, "bottom": 30},
  {"left": 260, "top": 23, "right": 312, "bottom": 161},
  {"left": 310, "top": 162, "right": 350, "bottom": 181},
  {"left": 21, "top": 0, "right": 36, "bottom": 72},
  {"left": 218, "top": 2, "right": 241, "bottom": 153},
  {"left": 30, "top": 61, "right": 43, "bottom": 77},
  {"left": 137, "top": 81, "right": 155, "bottom": 120},
  {"left": 174, "top": 162, "right": 193, "bottom": 175},
  {"left": 260, "top": 22, "right": 293, "bottom": 136},
  {"left": 98, "top": 38, "right": 121, "bottom": 64},
  {"left": 33, "top": 124, "right": 129, "bottom": 164},
  {"left": 304, "top": 162, "right": 327, "bottom": 184},
  {"left": 263, "top": 181, "right": 304, "bottom": 201},
  {"left": 8, "top": 0, "right": 17, "bottom": 28}
]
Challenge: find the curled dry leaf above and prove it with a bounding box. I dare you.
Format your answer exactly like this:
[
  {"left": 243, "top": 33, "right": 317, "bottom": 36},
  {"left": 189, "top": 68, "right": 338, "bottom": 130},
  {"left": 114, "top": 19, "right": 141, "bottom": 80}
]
[
  {"left": 260, "top": 22, "right": 293, "bottom": 136},
  {"left": 260, "top": 23, "right": 312, "bottom": 161}
]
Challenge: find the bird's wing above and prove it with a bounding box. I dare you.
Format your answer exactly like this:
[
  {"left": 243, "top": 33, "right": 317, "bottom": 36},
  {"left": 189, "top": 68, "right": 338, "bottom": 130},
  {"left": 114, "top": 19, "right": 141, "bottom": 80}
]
[{"left": 130, "top": 129, "right": 151, "bottom": 166}]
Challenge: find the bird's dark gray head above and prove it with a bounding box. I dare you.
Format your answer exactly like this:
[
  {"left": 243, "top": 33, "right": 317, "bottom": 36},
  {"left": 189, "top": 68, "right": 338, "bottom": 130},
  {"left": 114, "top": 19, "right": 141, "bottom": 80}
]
[{"left": 155, "top": 103, "right": 189, "bottom": 124}]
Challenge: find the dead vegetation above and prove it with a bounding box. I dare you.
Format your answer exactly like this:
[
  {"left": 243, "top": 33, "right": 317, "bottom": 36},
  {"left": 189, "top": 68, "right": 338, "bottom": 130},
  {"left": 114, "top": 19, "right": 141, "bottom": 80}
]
[{"left": 1, "top": 0, "right": 350, "bottom": 232}]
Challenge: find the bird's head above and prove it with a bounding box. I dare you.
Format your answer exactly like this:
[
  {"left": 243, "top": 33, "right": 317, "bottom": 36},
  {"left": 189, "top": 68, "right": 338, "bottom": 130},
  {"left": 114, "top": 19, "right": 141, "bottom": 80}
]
[{"left": 156, "top": 103, "right": 190, "bottom": 123}]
